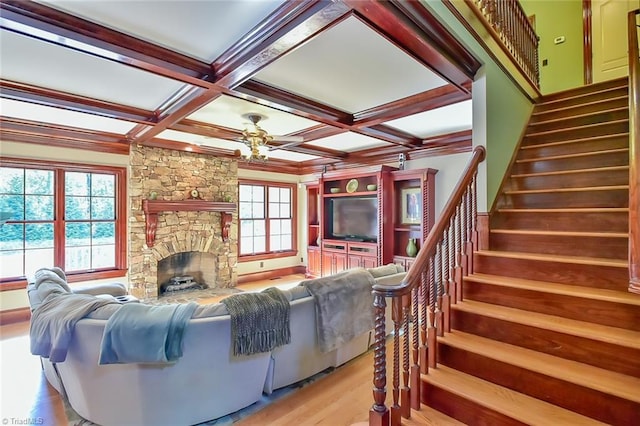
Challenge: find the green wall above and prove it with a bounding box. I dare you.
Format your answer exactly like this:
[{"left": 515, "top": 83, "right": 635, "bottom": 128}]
[
  {"left": 421, "top": 1, "right": 534, "bottom": 209},
  {"left": 520, "top": 0, "right": 584, "bottom": 94}
]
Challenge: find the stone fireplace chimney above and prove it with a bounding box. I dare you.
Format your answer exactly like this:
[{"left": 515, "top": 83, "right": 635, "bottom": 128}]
[{"left": 128, "top": 145, "right": 238, "bottom": 300}]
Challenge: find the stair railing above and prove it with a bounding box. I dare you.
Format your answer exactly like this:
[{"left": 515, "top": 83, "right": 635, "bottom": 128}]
[
  {"left": 467, "top": 0, "right": 540, "bottom": 89},
  {"left": 628, "top": 9, "right": 640, "bottom": 294},
  {"left": 369, "top": 146, "right": 486, "bottom": 426}
]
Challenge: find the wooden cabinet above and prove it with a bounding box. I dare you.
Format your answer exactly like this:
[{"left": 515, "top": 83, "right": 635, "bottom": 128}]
[{"left": 304, "top": 165, "right": 436, "bottom": 277}]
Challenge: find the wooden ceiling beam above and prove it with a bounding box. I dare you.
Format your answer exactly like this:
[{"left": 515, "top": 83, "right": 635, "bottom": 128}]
[{"left": 0, "top": 79, "right": 155, "bottom": 124}]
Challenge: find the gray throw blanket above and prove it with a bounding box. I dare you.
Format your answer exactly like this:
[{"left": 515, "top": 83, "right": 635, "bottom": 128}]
[
  {"left": 300, "top": 268, "right": 375, "bottom": 353},
  {"left": 99, "top": 302, "right": 198, "bottom": 364},
  {"left": 30, "top": 272, "right": 119, "bottom": 362},
  {"left": 221, "top": 287, "right": 291, "bottom": 356}
]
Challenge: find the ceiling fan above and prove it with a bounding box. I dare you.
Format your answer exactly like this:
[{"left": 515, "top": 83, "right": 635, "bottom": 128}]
[{"left": 236, "top": 113, "right": 304, "bottom": 161}]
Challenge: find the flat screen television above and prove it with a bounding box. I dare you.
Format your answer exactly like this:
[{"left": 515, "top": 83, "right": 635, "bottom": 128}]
[{"left": 326, "top": 196, "right": 378, "bottom": 242}]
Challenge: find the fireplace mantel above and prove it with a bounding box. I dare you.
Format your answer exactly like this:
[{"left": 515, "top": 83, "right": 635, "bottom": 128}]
[{"left": 142, "top": 200, "right": 237, "bottom": 247}]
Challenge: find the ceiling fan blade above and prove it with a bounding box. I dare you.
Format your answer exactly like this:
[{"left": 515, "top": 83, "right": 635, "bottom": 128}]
[{"left": 271, "top": 135, "right": 304, "bottom": 143}]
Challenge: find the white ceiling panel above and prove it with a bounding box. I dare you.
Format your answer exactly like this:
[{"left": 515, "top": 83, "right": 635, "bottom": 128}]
[
  {"left": 0, "top": 99, "right": 137, "bottom": 134},
  {"left": 267, "top": 150, "right": 319, "bottom": 162},
  {"left": 385, "top": 100, "right": 473, "bottom": 138},
  {"left": 37, "top": 0, "right": 285, "bottom": 62},
  {"left": 305, "top": 132, "right": 393, "bottom": 152},
  {"left": 254, "top": 16, "right": 448, "bottom": 113},
  {"left": 187, "top": 95, "right": 319, "bottom": 134},
  {"left": 0, "top": 29, "right": 186, "bottom": 111}
]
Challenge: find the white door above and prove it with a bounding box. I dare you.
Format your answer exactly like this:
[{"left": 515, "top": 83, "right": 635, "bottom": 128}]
[{"left": 592, "top": 0, "right": 640, "bottom": 83}]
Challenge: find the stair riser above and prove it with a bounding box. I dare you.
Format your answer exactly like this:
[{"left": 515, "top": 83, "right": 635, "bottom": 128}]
[
  {"left": 530, "top": 96, "right": 629, "bottom": 123},
  {"left": 450, "top": 309, "right": 640, "bottom": 378},
  {"left": 517, "top": 135, "right": 630, "bottom": 160},
  {"left": 489, "top": 232, "right": 628, "bottom": 259},
  {"left": 462, "top": 281, "right": 640, "bottom": 331},
  {"left": 436, "top": 344, "right": 639, "bottom": 425},
  {"left": 523, "top": 121, "right": 629, "bottom": 146},
  {"left": 491, "top": 211, "right": 628, "bottom": 233},
  {"left": 473, "top": 253, "right": 629, "bottom": 290},
  {"left": 508, "top": 168, "right": 629, "bottom": 191},
  {"left": 420, "top": 381, "right": 525, "bottom": 426},
  {"left": 527, "top": 109, "right": 628, "bottom": 133},
  {"left": 513, "top": 151, "right": 629, "bottom": 174},
  {"left": 536, "top": 82, "right": 628, "bottom": 109},
  {"left": 500, "top": 189, "right": 629, "bottom": 209}
]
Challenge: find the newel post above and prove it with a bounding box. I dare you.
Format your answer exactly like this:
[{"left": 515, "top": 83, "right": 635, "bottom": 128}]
[{"left": 370, "top": 292, "right": 389, "bottom": 426}]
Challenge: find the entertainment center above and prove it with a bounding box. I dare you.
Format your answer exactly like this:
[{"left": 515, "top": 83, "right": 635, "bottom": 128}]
[{"left": 306, "top": 165, "right": 437, "bottom": 277}]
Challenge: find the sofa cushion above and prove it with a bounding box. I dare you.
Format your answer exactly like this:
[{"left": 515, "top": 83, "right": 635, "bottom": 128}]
[
  {"left": 73, "top": 283, "right": 127, "bottom": 297},
  {"left": 374, "top": 272, "right": 406, "bottom": 287},
  {"left": 367, "top": 263, "right": 402, "bottom": 278}
]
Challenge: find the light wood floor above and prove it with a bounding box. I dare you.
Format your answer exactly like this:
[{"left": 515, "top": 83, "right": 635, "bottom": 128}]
[{"left": 0, "top": 275, "right": 382, "bottom": 426}]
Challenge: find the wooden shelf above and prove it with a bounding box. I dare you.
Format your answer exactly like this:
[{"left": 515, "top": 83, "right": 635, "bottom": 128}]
[{"left": 142, "top": 200, "right": 236, "bottom": 247}]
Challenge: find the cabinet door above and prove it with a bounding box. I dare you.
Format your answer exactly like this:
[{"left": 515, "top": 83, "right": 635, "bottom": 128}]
[
  {"left": 322, "top": 252, "right": 335, "bottom": 277},
  {"left": 307, "top": 249, "right": 321, "bottom": 277},
  {"left": 334, "top": 253, "right": 347, "bottom": 274},
  {"left": 362, "top": 256, "right": 378, "bottom": 269},
  {"left": 348, "top": 255, "right": 363, "bottom": 269}
]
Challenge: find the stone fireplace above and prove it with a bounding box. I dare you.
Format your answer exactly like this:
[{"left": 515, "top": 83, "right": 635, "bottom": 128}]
[{"left": 128, "top": 145, "right": 238, "bottom": 300}]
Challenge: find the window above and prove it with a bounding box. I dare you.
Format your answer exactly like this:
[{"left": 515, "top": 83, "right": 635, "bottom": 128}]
[
  {"left": 238, "top": 181, "right": 296, "bottom": 259},
  {"left": 0, "top": 158, "right": 127, "bottom": 288}
]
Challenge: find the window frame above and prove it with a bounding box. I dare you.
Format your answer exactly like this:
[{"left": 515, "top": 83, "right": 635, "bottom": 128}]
[
  {"left": 238, "top": 179, "right": 297, "bottom": 262},
  {"left": 0, "top": 157, "right": 127, "bottom": 290}
]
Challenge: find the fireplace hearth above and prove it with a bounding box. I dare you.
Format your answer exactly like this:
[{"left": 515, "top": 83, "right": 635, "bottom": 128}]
[{"left": 157, "top": 251, "right": 215, "bottom": 297}]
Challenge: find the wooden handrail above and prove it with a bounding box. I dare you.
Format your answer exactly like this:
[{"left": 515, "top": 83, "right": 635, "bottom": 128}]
[
  {"left": 372, "top": 146, "right": 486, "bottom": 296},
  {"left": 628, "top": 9, "right": 640, "bottom": 294}
]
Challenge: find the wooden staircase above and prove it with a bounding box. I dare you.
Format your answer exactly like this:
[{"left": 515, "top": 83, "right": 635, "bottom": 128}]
[{"left": 416, "top": 78, "right": 640, "bottom": 425}]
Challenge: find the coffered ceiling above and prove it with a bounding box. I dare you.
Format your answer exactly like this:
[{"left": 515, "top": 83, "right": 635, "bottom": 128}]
[{"left": 0, "top": 0, "right": 481, "bottom": 174}]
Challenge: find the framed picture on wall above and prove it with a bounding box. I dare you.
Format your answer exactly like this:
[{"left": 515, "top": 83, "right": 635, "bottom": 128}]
[{"left": 401, "top": 187, "right": 421, "bottom": 224}]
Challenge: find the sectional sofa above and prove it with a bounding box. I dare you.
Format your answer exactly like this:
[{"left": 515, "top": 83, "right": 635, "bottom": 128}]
[{"left": 27, "top": 264, "right": 406, "bottom": 426}]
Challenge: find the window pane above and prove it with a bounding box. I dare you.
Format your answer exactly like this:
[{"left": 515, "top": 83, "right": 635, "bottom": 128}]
[
  {"left": 25, "top": 224, "right": 54, "bottom": 249},
  {"left": 239, "top": 185, "right": 252, "bottom": 200},
  {"left": 92, "top": 245, "right": 115, "bottom": 269},
  {"left": 1, "top": 250, "right": 25, "bottom": 278},
  {"left": 281, "top": 219, "right": 292, "bottom": 234},
  {"left": 268, "top": 202, "right": 280, "bottom": 218},
  {"left": 280, "top": 187, "right": 290, "bottom": 201},
  {"left": 240, "top": 220, "right": 254, "bottom": 237},
  {"left": 252, "top": 186, "right": 264, "bottom": 202},
  {"left": 25, "top": 195, "right": 54, "bottom": 220},
  {"left": 252, "top": 202, "right": 264, "bottom": 218},
  {"left": 270, "top": 235, "right": 281, "bottom": 251},
  {"left": 253, "top": 236, "right": 266, "bottom": 253},
  {"left": 240, "top": 236, "right": 253, "bottom": 254},
  {"left": 66, "top": 222, "right": 91, "bottom": 247},
  {"left": 271, "top": 219, "right": 281, "bottom": 234},
  {"left": 0, "top": 223, "right": 24, "bottom": 250},
  {"left": 91, "top": 174, "right": 115, "bottom": 196},
  {"left": 269, "top": 186, "right": 280, "bottom": 202},
  {"left": 66, "top": 196, "right": 90, "bottom": 220},
  {"left": 25, "top": 170, "right": 54, "bottom": 195},
  {"left": 280, "top": 203, "right": 290, "bottom": 218},
  {"left": 65, "top": 172, "right": 90, "bottom": 196},
  {"left": 91, "top": 197, "right": 114, "bottom": 220},
  {"left": 25, "top": 248, "right": 54, "bottom": 276},
  {"left": 0, "top": 168, "right": 24, "bottom": 194},
  {"left": 92, "top": 222, "right": 115, "bottom": 245},
  {"left": 253, "top": 219, "right": 266, "bottom": 237},
  {"left": 66, "top": 246, "right": 91, "bottom": 271},
  {"left": 0, "top": 195, "right": 24, "bottom": 220},
  {"left": 239, "top": 201, "right": 254, "bottom": 219},
  {"left": 280, "top": 234, "right": 292, "bottom": 250}
]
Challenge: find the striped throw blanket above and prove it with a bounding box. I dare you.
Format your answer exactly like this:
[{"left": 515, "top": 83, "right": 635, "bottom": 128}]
[{"left": 221, "top": 287, "right": 291, "bottom": 356}]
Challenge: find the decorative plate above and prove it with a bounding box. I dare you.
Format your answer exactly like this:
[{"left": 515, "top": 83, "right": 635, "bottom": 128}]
[{"left": 346, "top": 179, "right": 359, "bottom": 193}]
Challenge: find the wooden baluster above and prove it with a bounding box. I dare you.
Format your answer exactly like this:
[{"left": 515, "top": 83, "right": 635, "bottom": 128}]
[
  {"left": 465, "top": 186, "right": 474, "bottom": 275},
  {"left": 454, "top": 205, "right": 463, "bottom": 303},
  {"left": 391, "top": 298, "right": 402, "bottom": 426},
  {"left": 420, "top": 268, "right": 428, "bottom": 374},
  {"left": 401, "top": 300, "right": 411, "bottom": 419},
  {"left": 460, "top": 189, "right": 469, "bottom": 282},
  {"left": 443, "top": 222, "right": 455, "bottom": 333},
  {"left": 370, "top": 293, "right": 389, "bottom": 426},
  {"left": 436, "top": 241, "right": 444, "bottom": 338},
  {"left": 411, "top": 285, "right": 421, "bottom": 409},
  {"left": 428, "top": 255, "right": 437, "bottom": 369}
]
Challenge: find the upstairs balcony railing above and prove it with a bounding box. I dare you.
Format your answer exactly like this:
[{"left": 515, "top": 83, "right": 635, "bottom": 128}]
[
  {"left": 628, "top": 9, "right": 639, "bottom": 294},
  {"left": 368, "top": 146, "right": 486, "bottom": 426},
  {"left": 468, "top": 0, "right": 540, "bottom": 88}
]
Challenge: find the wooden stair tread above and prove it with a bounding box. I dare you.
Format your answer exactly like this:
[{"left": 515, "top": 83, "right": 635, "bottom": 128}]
[
  {"left": 475, "top": 250, "right": 628, "bottom": 267},
  {"left": 537, "top": 79, "right": 628, "bottom": 105},
  {"left": 438, "top": 332, "right": 640, "bottom": 403},
  {"left": 521, "top": 132, "right": 629, "bottom": 150},
  {"left": 466, "top": 272, "right": 640, "bottom": 306},
  {"left": 525, "top": 119, "right": 628, "bottom": 138},
  {"left": 532, "top": 95, "right": 628, "bottom": 117},
  {"left": 401, "top": 407, "right": 465, "bottom": 425},
  {"left": 489, "top": 229, "right": 628, "bottom": 238},
  {"left": 504, "top": 185, "right": 628, "bottom": 194},
  {"left": 497, "top": 207, "right": 629, "bottom": 213},
  {"left": 516, "top": 148, "right": 628, "bottom": 163},
  {"left": 529, "top": 106, "right": 628, "bottom": 127},
  {"left": 452, "top": 299, "right": 640, "bottom": 350},
  {"left": 511, "top": 165, "right": 629, "bottom": 178},
  {"left": 423, "top": 365, "right": 607, "bottom": 426}
]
